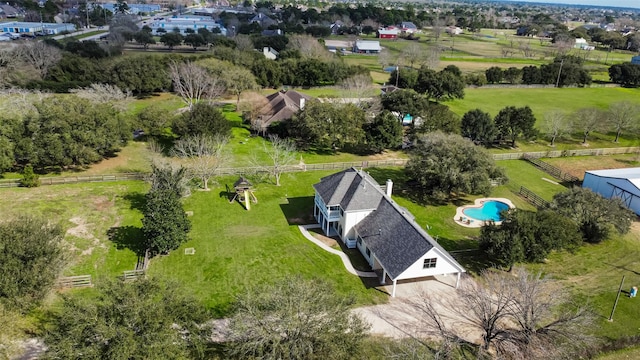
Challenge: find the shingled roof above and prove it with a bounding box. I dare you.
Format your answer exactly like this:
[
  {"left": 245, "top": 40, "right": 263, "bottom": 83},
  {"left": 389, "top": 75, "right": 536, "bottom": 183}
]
[
  {"left": 313, "top": 168, "right": 383, "bottom": 211},
  {"left": 258, "top": 90, "right": 311, "bottom": 129}
]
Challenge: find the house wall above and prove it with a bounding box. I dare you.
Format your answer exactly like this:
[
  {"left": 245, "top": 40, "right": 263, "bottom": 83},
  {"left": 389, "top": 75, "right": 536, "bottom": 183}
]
[
  {"left": 396, "top": 248, "right": 462, "bottom": 280},
  {"left": 583, "top": 174, "right": 640, "bottom": 215},
  {"left": 340, "top": 209, "right": 374, "bottom": 240}
]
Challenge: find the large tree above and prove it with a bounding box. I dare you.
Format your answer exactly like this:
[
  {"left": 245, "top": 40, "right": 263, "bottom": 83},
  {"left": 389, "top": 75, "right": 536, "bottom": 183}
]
[
  {"left": 363, "top": 110, "right": 403, "bottom": 153},
  {"left": 414, "top": 67, "right": 465, "bottom": 102},
  {"left": 289, "top": 101, "right": 365, "bottom": 151},
  {"left": 44, "top": 278, "right": 209, "bottom": 360},
  {"left": 142, "top": 189, "right": 191, "bottom": 255},
  {"left": 550, "top": 187, "right": 634, "bottom": 243},
  {"left": 609, "top": 62, "right": 640, "bottom": 87},
  {"left": 461, "top": 108, "right": 497, "bottom": 146},
  {"left": 479, "top": 209, "right": 582, "bottom": 271},
  {"left": 172, "top": 102, "right": 231, "bottom": 138},
  {"left": 226, "top": 277, "right": 369, "bottom": 360},
  {"left": 0, "top": 217, "right": 64, "bottom": 310},
  {"left": 405, "top": 132, "right": 506, "bottom": 201},
  {"left": 494, "top": 105, "right": 537, "bottom": 147},
  {"left": 380, "top": 89, "right": 429, "bottom": 123}
]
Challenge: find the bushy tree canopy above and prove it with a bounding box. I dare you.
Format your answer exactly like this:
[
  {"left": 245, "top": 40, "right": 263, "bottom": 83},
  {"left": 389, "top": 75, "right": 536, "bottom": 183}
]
[
  {"left": 142, "top": 189, "right": 191, "bottom": 255},
  {"left": 172, "top": 102, "right": 231, "bottom": 138},
  {"left": 494, "top": 105, "right": 537, "bottom": 147},
  {"left": 405, "top": 132, "right": 506, "bottom": 201},
  {"left": 609, "top": 63, "right": 640, "bottom": 87},
  {"left": 0, "top": 216, "right": 64, "bottom": 310},
  {"left": 479, "top": 209, "right": 582, "bottom": 270},
  {"left": 461, "top": 108, "right": 497, "bottom": 146},
  {"left": 44, "top": 278, "right": 209, "bottom": 359},
  {"left": 363, "top": 110, "right": 403, "bottom": 153},
  {"left": 550, "top": 187, "right": 634, "bottom": 243}
]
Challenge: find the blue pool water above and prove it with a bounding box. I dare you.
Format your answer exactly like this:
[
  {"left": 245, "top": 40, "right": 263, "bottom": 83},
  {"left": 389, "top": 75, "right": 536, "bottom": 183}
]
[{"left": 462, "top": 201, "right": 510, "bottom": 221}]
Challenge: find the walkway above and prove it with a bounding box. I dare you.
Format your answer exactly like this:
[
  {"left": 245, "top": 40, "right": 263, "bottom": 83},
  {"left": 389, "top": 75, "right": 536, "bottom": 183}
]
[{"left": 298, "top": 224, "right": 377, "bottom": 278}]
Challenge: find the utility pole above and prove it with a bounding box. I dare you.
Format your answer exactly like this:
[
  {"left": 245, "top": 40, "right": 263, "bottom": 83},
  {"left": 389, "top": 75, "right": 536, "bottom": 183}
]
[
  {"left": 86, "top": 0, "right": 90, "bottom": 29},
  {"left": 555, "top": 58, "right": 564, "bottom": 88},
  {"left": 608, "top": 275, "right": 625, "bottom": 322}
]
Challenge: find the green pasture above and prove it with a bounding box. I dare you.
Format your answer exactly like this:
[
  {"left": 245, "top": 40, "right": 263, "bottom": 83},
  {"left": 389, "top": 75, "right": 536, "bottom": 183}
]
[{"left": 0, "top": 181, "right": 147, "bottom": 279}]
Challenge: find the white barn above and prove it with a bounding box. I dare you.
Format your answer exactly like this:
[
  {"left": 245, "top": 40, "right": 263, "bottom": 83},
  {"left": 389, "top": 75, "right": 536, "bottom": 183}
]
[{"left": 582, "top": 168, "right": 640, "bottom": 215}]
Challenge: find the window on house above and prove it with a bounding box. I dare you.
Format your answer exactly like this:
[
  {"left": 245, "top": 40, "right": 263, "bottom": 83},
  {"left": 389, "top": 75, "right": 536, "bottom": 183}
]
[
  {"left": 339, "top": 207, "right": 344, "bottom": 216},
  {"left": 357, "top": 236, "right": 362, "bottom": 246},
  {"left": 423, "top": 258, "right": 437, "bottom": 269},
  {"left": 366, "top": 248, "right": 371, "bottom": 257}
]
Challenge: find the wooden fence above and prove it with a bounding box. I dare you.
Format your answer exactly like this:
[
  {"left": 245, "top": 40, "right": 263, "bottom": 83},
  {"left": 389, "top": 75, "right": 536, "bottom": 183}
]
[
  {"left": 523, "top": 156, "right": 581, "bottom": 184},
  {"left": 56, "top": 275, "right": 93, "bottom": 289},
  {"left": 0, "top": 147, "right": 637, "bottom": 188},
  {"left": 136, "top": 249, "right": 150, "bottom": 271},
  {"left": 123, "top": 270, "right": 145, "bottom": 281},
  {"left": 518, "top": 186, "right": 550, "bottom": 208},
  {"left": 492, "top": 147, "right": 639, "bottom": 161}
]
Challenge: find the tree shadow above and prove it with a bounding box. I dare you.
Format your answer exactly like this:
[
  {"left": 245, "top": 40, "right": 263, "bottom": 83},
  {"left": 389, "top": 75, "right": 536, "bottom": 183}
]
[
  {"left": 107, "top": 225, "right": 146, "bottom": 256},
  {"left": 279, "top": 196, "right": 315, "bottom": 225},
  {"left": 123, "top": 191, "right": 147, "bottom": 212}
]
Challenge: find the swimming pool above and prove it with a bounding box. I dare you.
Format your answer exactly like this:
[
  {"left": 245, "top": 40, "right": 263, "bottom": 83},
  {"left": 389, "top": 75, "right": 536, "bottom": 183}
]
[{"left": 462, "top": 200, "right": 510, "bottom": 222}]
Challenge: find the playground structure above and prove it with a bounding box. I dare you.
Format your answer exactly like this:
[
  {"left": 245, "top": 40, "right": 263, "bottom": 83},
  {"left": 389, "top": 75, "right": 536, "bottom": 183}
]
[{"left": 230, "top": 176, "right": 257, "bottom": 210}]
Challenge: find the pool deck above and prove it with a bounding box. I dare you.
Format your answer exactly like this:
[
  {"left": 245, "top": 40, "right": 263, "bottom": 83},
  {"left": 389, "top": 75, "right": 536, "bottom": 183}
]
[{"left": 454, "top": 197, "right": 516, "bottom": 228}]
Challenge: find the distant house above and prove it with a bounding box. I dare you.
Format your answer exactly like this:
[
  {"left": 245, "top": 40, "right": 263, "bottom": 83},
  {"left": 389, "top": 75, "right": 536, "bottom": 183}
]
[
  {"left": 262, "top": 46, "right": 278, "bottom": 60},
  {"left": 631, "top": 56, "right": 640, "bottom": 65},
  {"left": 400, "top": 21, "right": 418, "bottom": 33},
  {"left": 330, "top": 20, "right": 343, "bottom": 35},
  {"left": 313, "top": 168, "right": 466, "bottom": 296},
  {"left": 353, "top": 40, "right": 381, "bottom": 54},
  {"left": 380, "top": 85, "right": 399, "bottom": 95},
  {"left": 377, "top": 28, "right": 398, "bottom": 39},
  {"left": 261, "top": 29, "right": 283, "bottom": 36},
  {"left": 250, "top": 12, "right": 277, "bottom": 28},
  {"left": 256, "top": 90, "right": 311, "bottom": 133},
  {"left": 574, "top": 37, "right": 594, "bottom": 50},
  {"left": 445, "top": 26, "right": 463, "bottom": 35},
  {"left": 582, "top": 168, "right": 640, "bottom": 215},
  {"left": 0, "top": 4, "right": 19, "bottom": 18},
  {"left": 147, "top": 16, "right": 227, "bottom": 36}
]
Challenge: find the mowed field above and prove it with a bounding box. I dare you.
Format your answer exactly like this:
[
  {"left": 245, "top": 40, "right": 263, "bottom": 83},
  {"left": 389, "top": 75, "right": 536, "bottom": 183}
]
[
  {"left": 545, "top": 154, "right": 640, "bottom": 179},
  {"left": 446, "top": 87, "right": 640, "bottom": 118}
]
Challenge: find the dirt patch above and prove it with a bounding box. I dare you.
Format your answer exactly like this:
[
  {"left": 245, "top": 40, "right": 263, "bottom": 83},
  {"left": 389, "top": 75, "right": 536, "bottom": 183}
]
[
  {"left": 92, "top": 196, "right": 114, "bottom": 211},
  {"left": 310, "top": 231, "right": 338, "bottom": 247},
  {"left": 66, "top": 217, "right": 96, "bottom": 241},
  {"left": 545, "top": 154, "right": 640, "bottom": 180}
]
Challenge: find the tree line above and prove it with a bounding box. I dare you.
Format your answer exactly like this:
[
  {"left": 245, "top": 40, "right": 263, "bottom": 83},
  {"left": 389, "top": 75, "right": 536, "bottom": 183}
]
[{"left": 485, "top": 55, "right": 592, "bottom": 87}]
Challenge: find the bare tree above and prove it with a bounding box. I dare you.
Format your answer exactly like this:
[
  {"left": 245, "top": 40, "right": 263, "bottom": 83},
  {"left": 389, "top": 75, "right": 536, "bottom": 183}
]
[
  {"left": 402, "top": 43, "right": 424, "bottom": 69},
  {"left": 431, "top": 18, "right": 444, "bottom": 43},
  {"left": 607, "top": 101, "right": 639, "bottom": 143},
  {"left": 233, "top": 34, "right": 254, "bottom": 52},
  {"left": 171, "top": 134, "right": 229, "bottom": 191},
  {"left": 70, "top": 83, "right": 132, "bottom": 111},
  {"left": 573, "top": 107, "right": 603, "bottom": 144},
  {"left": 222, "top": 67, "right": 258, "bottom": 107},
  {"left": 169, "top": 61, "right": 225, "bottom": 110},
  {"left": 0, "top": 88, "right": 49, "bottom": 118},
  {"left": 15, "top": 42, "right": 62, "bottom": 79},
  {"left": 339, "top": 74, "right": 374, "bottom": 107},
  {"left": 400, "top": 268, "right": 593, "bottom": 359},
  {"left": 377, "top": 48, "right": 393, "bottom": 69},
  {"left": 542, "top": 110, "right": 570, "bottom": 146},
  {"left": 251, "top": 135, "right": 297, "bottom": 186},
  {"left": 287, "top": 34, "right": 333, "bottom": 60},
  {"left": 426, "top": 46, "right": 442, "bottom": 70}
]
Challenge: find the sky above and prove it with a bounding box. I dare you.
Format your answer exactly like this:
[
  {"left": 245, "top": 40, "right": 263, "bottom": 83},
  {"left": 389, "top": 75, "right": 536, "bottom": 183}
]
[{"left": 502, "top": 0, "right": 639, "bottom": 9}]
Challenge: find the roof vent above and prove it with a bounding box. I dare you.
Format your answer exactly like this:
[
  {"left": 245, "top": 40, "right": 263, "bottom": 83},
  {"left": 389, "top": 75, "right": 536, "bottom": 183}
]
[{"left": 378, "top": 228, "right": 382, "bottom": 235}]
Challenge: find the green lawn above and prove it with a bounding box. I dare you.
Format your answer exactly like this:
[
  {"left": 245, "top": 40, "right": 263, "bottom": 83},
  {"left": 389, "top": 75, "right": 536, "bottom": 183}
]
[
  {"left": 498, "top": 160, "right": 568, "bottom": 201},
  {"left": 148, "top": 171, "right": 389, "bottom": 317}
]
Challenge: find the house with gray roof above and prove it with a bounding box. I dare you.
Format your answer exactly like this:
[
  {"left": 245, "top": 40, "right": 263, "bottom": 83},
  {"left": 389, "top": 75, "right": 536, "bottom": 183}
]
[
  {"left": 313, "top": 168, "right": 465, "bottom": 296},
  {"left": 256, "top": 90, "right": 311, "bottom": 133}
]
